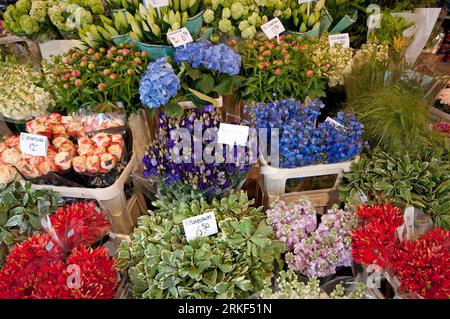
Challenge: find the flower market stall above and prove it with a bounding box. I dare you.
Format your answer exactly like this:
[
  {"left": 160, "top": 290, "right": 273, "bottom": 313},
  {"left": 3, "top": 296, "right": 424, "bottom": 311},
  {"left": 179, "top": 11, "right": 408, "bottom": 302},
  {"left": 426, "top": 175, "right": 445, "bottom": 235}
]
[{"left": 0, "top": 0, "right": 449, "bottom": 301}]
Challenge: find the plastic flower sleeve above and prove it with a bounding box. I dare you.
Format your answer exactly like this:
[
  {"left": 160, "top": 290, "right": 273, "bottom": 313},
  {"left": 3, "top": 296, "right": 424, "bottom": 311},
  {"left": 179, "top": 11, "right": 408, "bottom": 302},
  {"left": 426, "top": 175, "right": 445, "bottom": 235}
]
[{"left": 396, "top": 207, "right": 434, "bottom": 242}]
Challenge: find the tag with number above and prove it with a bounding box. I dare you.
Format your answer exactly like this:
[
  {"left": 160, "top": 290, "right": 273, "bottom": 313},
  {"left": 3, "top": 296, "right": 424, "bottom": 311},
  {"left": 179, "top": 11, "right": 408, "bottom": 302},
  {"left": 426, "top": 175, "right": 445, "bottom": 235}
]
[
  {"left": 20, "top": 132, "right": 49, "bottom": 157},
  {"left": 325, "top": 117, "right": 346, "bottom": 130},
  {"left": 144, "top": 0, "right": 169, "bottom": 8},
  {"left": 217, "top": 123, "right": 250, "bottom": 147},
  {"left": 182, "top": 212, "right": 218, "bottom": 241},
  {"left": 167, "top": 27, "right": 193, "bottom": 47},
  {"left": 329, "top": 33, "right": 350, "bottom": 48},
  {"left": 367, "top": 13, "right": 382, "bottom": 29},
  {"left": 261, "top": 17, "right": 285, "bottom": 40}
]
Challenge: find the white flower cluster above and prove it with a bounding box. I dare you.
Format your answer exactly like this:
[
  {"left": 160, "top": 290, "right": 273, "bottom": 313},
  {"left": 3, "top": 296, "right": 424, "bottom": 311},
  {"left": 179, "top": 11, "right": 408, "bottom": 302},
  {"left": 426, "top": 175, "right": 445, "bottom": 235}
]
[
  {"left": 353, "top": 42, "right": 390, "bottom": 67},
  {"left": 0, "top": 62, "right": 54, "bottom": 121}
]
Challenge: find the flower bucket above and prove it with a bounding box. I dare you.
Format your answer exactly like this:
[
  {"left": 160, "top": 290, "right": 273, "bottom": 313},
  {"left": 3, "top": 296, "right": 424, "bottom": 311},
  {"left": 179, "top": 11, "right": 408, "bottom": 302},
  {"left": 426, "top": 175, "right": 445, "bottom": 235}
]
[
  {"left": 112, "top": 33, "right": 132, "bottom": 46},
  {"left": 186, "top": 10, "right": 204, "bottom": 38},
  {"left": 288, "top": 8, "right": 333, "bottom": 39},
  {"left": 330, "top": 10, "right": 358, "bottom": 34},
  {"left": 135, "top": 42, "right": 175, "bottom": 61}
]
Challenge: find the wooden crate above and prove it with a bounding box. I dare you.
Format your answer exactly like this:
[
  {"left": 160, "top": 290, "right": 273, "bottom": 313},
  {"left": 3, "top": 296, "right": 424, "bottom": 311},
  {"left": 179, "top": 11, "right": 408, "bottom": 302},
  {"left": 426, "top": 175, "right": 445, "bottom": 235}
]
[{"left": 261, "top": 181, "right": 340, "bottom": 214}]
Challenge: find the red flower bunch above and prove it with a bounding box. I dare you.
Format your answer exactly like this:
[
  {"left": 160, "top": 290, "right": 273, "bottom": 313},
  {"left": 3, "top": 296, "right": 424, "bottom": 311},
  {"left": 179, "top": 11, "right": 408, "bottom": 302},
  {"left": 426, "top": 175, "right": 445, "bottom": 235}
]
[
  {"left": 352, "top": 204, "right": 403, "bottom": 269},
  {"left": 49, "top": 202, "right": 111, "bottom": 251},
  {"left": 0, "top": 233, "right": 118, "bottom": 299},
  {"left": 390, "top": 227, "right": 450, "bottom": 299},
  {"left": 0, "top": 201, "right": 117, "bottom": 299},
  {"left": 433, "top": 121, "right": 450, "bottom": 135}
]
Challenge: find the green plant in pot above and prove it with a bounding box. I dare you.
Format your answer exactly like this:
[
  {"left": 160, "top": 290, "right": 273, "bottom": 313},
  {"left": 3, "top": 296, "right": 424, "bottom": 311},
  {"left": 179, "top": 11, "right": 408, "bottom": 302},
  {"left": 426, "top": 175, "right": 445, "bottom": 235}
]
[{"left": 117, "top": 191, "right": 286, "bottom": 299}]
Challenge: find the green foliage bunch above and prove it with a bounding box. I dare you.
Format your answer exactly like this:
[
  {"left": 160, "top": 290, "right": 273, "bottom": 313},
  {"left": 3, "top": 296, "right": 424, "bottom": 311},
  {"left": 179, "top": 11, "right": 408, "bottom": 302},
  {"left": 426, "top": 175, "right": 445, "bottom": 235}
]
[{"left": 117, "top": 191, "right": 286, "bottom": 299}]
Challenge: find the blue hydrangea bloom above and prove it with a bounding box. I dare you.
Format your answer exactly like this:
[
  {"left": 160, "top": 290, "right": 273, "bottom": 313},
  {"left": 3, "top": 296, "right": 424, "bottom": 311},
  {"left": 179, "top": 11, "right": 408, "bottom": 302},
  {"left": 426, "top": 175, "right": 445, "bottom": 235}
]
[
  {"left": 203, "top": 43, "right": 241, "bottom": 75},
  {"left": 174, "top": 41, "right": 213, "bottom": 68},
  {"left": 139, "top": 57, "right": 181, "bottom": 109}
]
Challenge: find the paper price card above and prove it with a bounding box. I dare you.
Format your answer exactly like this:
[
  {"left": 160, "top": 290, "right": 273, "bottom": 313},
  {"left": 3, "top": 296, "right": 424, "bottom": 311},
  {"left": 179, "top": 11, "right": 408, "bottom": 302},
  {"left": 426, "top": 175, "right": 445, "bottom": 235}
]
[
  {"left": 144, "top": 0, "right": 169, "bottom": 8},
  {"left": 329, "top": 33, "right": 350, "bottom": 48},
  {"left": 182, "top": 212, "right": 218, "bottom": 241},
  {"left": 167, "top": 27, "right": 193, "bottom": 47},
  {"left": 20, "top": 132, "right": 49, "bottom": 157},
  {"left": 261, "top": 17, "right": 285, "bottom": 40},
  {"left": 217, "top": 123, "right": 250, "bottom": 147}
]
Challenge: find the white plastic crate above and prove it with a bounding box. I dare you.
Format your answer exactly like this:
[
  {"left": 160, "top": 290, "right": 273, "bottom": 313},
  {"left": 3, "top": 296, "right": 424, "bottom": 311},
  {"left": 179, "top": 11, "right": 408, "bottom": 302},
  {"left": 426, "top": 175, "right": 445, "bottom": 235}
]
[
  {"left": 30, "top": 152, "right": 147, "bottom": 234},
  {"left": 260, "top": 157, "right": 353, "bottom": 195}
]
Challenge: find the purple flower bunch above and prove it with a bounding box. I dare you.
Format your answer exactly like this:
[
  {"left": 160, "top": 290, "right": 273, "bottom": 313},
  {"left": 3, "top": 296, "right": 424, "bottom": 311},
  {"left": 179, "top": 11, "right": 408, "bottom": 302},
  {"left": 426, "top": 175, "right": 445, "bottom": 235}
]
[
  {"left": 174, "top": 41, "right": 241, "bottom": 75},
  {"left": 266, "top": 198, "right": 354, "bottom": 278},
  {"left": 246, "top": 99, "right": 365, "bottom": 168},
  {"left": 139, "top": 57, "right": 181, "bottom": 109},
  {"left": 142, "top": 106, "right": 253, "bottom": 197}
]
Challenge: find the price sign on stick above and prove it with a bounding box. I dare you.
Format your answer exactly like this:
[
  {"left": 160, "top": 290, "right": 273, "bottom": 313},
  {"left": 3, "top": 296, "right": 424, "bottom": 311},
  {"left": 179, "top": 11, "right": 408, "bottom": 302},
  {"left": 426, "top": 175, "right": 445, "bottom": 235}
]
[
  {"left": 261, "top": 17, "right": 285, "bottom": 43},
  {"left": 328, "top": 33, "right": 350, "bottom": 48},
  {"left": 182, "top": 212, "right": 218, "bottom": 241},
  {"left": 217, "top": 123, "right": 250, "bottom": 147},
  {"left": 20, "top": 133, "right": 49, "bottom": 157},
  {"left": 167, "top": 27, "right": 193, "bottom": 48}
]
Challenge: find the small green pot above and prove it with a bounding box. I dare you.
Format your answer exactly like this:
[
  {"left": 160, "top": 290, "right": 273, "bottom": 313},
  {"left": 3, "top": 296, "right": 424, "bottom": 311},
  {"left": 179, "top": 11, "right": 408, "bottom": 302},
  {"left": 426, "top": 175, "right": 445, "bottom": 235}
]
[
  {"left": 186, "top": 10, "right": 204, "bottom": 38},
  {"left": 136, "top": 42, "right": 175, "bottom": 60},
  {"left": 330, "top": 10, "right": 358, "bottom": 34},
  {"left": 112, "top": 33, "right": 132, "bottom": 46}
]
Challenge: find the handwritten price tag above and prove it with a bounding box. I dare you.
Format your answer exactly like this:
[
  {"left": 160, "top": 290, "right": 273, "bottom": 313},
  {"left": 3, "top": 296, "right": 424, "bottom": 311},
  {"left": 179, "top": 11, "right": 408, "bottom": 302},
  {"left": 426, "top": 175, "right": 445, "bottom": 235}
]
[
  {"left": 167, "top": 27, "right": 193, "bottom": 47},
  {"left": 329, "top": 33, "right": 350, "bottom": 48},
  {"left": 20, "top": 133, "right": 49, "bottom": 157},
  {"left": 261, "top": 17, "right": 285, "bottom": 40},
  {"left": 144, "top": 0, "right": 169, "bottom": 8},
  {"left": 217, "top": 123, "right": 250, "bottom": 147},
  {"left": 182, "top": 212, "right": 218, "bottom": 241}
]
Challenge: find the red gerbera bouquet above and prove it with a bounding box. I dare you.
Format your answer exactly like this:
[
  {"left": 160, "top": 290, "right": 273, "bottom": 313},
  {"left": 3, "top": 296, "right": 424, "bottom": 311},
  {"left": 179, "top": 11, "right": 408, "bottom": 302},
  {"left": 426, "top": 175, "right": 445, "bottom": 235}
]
[{"left": 0, "top": 202, "right": 118, "bottom": 299}]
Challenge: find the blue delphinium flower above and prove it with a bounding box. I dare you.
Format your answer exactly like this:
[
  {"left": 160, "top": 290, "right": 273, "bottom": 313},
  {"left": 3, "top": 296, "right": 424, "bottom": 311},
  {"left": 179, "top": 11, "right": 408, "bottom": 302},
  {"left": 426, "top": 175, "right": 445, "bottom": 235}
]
[
  {"left": 174, "top": 41, "right": 213, "bottom": 67},
  {"left": 203, "top": 43, "right": 241, "bottom": 75},
  {"left": 139, "top": 57, "right": 181, "bottom": 109},
  {"left": 247, "top": 99, "right": 364, "bottom": 168}
]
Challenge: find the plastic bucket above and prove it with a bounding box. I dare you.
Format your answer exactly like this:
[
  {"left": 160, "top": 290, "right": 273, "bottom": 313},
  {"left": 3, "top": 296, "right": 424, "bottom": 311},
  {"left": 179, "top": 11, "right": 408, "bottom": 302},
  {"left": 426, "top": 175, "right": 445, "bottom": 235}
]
[
  {"left": 288, "top": 8, "right": 333, "bottom": 39},
  {"left": 135, "top": 42, "right": 175, "bottom": 60},
  {"left": 186, "top": 10, "right": 204, "bottom": 37},
  {"left": 112, "top": 33, "right": 132, "bottom": 46},
  {"left": 330, "top": 10, "right": 358, "bottom": 34}
]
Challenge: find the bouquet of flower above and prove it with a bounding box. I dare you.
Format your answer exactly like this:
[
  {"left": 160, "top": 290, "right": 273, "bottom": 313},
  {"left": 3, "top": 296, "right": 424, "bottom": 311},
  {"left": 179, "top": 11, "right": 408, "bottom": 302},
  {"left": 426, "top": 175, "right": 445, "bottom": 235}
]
[
  {"left": 3, "top": 0, "right": 105, "bottom": 40},
  {"left": 260, "top": 270, "right": 366, "bottom": 299},
  {"left": 139, "top": 41, "right": 242, "bottom": 115},
  {"left": 0, "top": 201, "right": 117, "bottom": 299},
  {"left": 239, "top": 34, "right": 326, "bottom": 103},
  {"left": 304, "top": 34, "right": 353, "bottom": 87},
  {"left": 79, "top": 0, "right": 203, "bottom": 48},
  {"left": 0, "top": 60, "right": 54, "bottom": 121},
  {"left": 352, "top": 204, "right": 450, "bottom": 299},
  {"left": 142, "top": 106, "right": 254, "bottom": 200},
  {"left": 44, "top": 43, "right": 149, "bottom": 114},
  {"left": 267, "top": 198, "right": 354, "bottom": 278},
  {"left": 246, "top": 99, "right": 364, "bottom": 168}
]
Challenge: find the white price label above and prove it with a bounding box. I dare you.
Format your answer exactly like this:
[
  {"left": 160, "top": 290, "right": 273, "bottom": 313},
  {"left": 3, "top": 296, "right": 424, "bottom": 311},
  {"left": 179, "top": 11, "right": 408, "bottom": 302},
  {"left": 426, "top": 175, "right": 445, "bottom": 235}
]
[
  {"left": 20, "top": 133, "right": 49, "bottom": 157},
  {"left": 403, "top": 25, "right": 417, "bottom": 37},
  {"left": 144, "top": 0, "right": 169, "bottom": 8},
  {"left": 167, "top": 27, "right": 193, "bottom": 47},
  {"left": 329, "top": 33, "right": 350, "bottom": 48},
  {"left": 367, "top": 13, "right": 382, "bottom": 29},
  {"left": 45, "top": 241, "right": 54, "bottom": 252},
  {"left": 325, "top": 117, "right": 346, "bottom": 130},
  {"left": 182, "top": 211, "right": 218, "bottom": 241},
  {"left": 217, "top": 123, "right": 249, "bottom": 147},
  {"left": 261, "top": 17, "right": 285, "bottom": 40}
]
